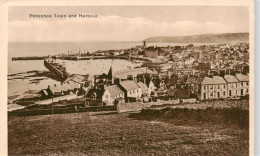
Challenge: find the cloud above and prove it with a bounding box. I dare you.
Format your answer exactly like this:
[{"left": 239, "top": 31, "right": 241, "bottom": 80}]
[{"left": 8, "top": 15, "right": 248, "bottom": 42}]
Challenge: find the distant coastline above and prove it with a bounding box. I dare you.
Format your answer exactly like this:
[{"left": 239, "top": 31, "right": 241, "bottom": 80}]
[{"left": 144, "top": 32, "right": 249, "bottom": 43}]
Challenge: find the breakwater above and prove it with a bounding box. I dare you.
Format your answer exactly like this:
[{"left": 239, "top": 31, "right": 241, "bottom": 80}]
[
  {"left": 12, "top": 56, "right": 49, "bottom": 61},
  {"left": 12, "top": 55, "right": 153, "bottom": 62}
]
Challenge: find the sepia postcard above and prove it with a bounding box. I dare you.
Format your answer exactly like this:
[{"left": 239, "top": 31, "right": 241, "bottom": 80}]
[{"left": 0, "top": 0, "right": 255, "bottom": 155}]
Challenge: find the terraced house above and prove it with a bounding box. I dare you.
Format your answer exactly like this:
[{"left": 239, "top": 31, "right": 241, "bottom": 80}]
[
  {"left": 235, "top": 73, "right": 249, "bottom": 96},
  {"left": 224, "top": 75, "right": 240, "bottom": 98},
  {"left": 200, "top": 74, "right": 249, "bottom": 100},
  {"left": 200, "top": 76, "right": 227, "bottom": 100}
]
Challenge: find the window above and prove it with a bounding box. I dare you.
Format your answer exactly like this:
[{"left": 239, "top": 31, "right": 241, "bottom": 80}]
[
  {"left": 218, "top": 85, "right": 220, "bottom": 89},
  {"left": 105, "top": 95, "right": 108, "bottom": 98},
  {"left": 133, "top": 90, "right": 135, "bottom": 94},
  {"left": 241, "top": 82, "right": 243, "bottom": 86},
  {"left": 223, "top": 91, "right": 226, "bottom": 96},
  {"left": 223, "top": 85, "right": 226, "bottom": 89},
  {"left": 246, "top": 82, "right": 249, "bottom": 86},
  {"left": 246, "top": 89, "right": 249, "bottom": 93},
  {"left": 204, "top": 86, "right": 207, "bottom": 90},
  {"left": 210, "top": 92, "right": 213, "bottom": 97},
  {"left": 210, "top": 85, "right": 213, "bottom": 90}
]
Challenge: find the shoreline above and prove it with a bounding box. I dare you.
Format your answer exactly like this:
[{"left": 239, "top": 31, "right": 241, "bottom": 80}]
[{"left": 11, "top": 55, "right": 153, "bottom": 62}]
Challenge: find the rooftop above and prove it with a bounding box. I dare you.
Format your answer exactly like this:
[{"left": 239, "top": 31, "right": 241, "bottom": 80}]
[
  {"left": 137, "top": 82, "right": 148, "bottom": 91},
  {"left": 105, "top": 85, "right": 124, "bottom": 97},
  {"left": 235, "top": 73, "right": 249, "bottom": 82},
  {"left": 224, "top": 75, "right": 239, "bottom": 83},
  {"left": 113, "top": 67, "right": 158, "bottom": 79},
  {"left": 120, "top": 80, "right": 140, "bottom": 91},
  {"left": 49, "top": 82, "right": 80, "bottom": 93},
  {"left": 202, "top": 76, "right": 227, "bottom": 85}
]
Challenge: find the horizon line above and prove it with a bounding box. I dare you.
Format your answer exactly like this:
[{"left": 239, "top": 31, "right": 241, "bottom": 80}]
[{"left": 8, "top": 32, "right": 249, "bottom": 43}]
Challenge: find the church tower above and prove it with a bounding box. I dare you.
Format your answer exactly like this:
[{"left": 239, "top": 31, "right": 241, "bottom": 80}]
[{"left": 107, "top": 66, "right": 114, "bottom": 84}]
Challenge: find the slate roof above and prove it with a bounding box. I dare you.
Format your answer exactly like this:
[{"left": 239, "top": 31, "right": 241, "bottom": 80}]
[
  {"left": 235, "top": 73, "right": 249, "bottom": 82},
  {"left": 201, "top": 76, "right": 227, "bottom": 85},
  {"left": 106, "top": 85, "right": 124, "bottom": 97},
  {"left": 186, "top": 76, "right": 204, "bottom": 84},
  {"left": 224, "top": 75, "right": 239, "bottom": 83},
  {"left": 65, "top": 74, "right": 86, "bottom": 83},
  {"left": 49, "top": 82, "right": 80, "bottom": 93},
  {"left": 120, "top": 80, "right": 140, "bottom": 91},
  {"left": 137, "top": 82, "right": 148, "bottom": 91},
  {"left": 113, "top": 67, "right": 158, "bottom": 79}
]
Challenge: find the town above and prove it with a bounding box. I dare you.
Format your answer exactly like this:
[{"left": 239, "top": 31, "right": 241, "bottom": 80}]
[{"left": 9, "top": 41, "right": 249, "bottom": 114}]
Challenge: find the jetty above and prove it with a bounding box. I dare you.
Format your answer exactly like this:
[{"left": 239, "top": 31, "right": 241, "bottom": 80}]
[{"left": 12, "top": 56, "right": 49, "bottom": 61}]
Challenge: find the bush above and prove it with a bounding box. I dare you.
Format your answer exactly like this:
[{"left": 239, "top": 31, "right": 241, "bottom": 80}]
[{"left": 140, "top": 107, "right": 249, "bottom": 128}]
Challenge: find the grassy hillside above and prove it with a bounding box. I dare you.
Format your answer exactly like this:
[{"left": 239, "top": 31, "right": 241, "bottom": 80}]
[
  {"left": 145, "top": 33, "right": 249, "bottom": 43},
  {"left": 9, "top": 111, "right": 248, "bottom": 155}
]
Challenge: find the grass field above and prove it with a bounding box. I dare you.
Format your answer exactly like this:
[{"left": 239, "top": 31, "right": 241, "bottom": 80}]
[{"left": 9, "top": 109, "right": 249, "bottom": 156}]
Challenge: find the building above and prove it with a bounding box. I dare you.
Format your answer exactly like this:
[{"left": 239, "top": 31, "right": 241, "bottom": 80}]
[
  {"left": 64, "top": 74, "right": 89, "bottom": 87},
  {"left": 200, "top": 76, "right": 227, "bottom": 100},
  {"left": 43, "top": 81, "right": 81, "bottom": 98},
  {"left": 137, "top": 82, "right": 149, "bottom": 97},
  {"left": 102, "top": 85, "right": 125, "bottom": 105},
  {"left": 136, "top": 74, "right": 156, "bottom": 96},
  {"left": 235, "top": 62, "right": 249, "bottom": 73},
  {"left": 197, "top": 61, "right": 211, "bottom": 74},
  {"left": 144, "top": 50, "right": 159, "bottom": 58},
  {"left": 108, "top": 66, "right": 158, "bottom": 83},
  {"left": 235, "top": 73, "right": 249, "bottom": 96},
  {"left": 142, "top": 63, "right": 172, "bottom": 73},
  {"left": 118, "top": 80, "right": 142, "bottom": 102},
  {"left": 224, "top": 75, "right": 240, "bottom": 98},
  {"left": 186, "top": 76, "right": 204, "bottom": 98}
]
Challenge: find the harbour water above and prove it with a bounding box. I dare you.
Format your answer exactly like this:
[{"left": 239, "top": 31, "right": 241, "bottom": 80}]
[{"left": 8, "top": 41, "right": 212, "bottom": 97}]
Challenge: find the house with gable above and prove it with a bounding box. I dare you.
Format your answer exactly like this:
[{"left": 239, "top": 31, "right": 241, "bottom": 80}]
[
  {"left": 118, "top": 80, "right": 142, "bottom": 102},
  {"left": 224, "top": 75, "right": 240, "bottom": 98},
  {"left": 235, "top": 73, "right": 249, "bottom": 96},
  {"left": 137, "top": 82, "right": 149, "bottom": 97},
  {"left": 200, "top": 76, "right": 227, "bottom": 100},
  {"left": 102, "top": 84, "right": 125, "bottom": 105}
]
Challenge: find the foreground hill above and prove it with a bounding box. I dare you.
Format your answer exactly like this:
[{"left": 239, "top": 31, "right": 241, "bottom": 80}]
[{"left": 145, "top": 33, "right": 249, "bottom": 43}]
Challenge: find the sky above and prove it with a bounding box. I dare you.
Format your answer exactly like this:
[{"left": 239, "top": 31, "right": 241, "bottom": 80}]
[{"left": 8, "top": 6, "right": 249, "bottom": 42}]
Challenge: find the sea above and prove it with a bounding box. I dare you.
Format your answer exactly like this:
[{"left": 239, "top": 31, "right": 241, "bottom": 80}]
[{"left": 8, "top": 41, "right": 211, "bottom": 97}]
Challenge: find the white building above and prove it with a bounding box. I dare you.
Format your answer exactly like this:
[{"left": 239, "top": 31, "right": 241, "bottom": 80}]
[
  {"left": 119, "top": 80, "right": 142, "bottom": 102},
  {"left": 224, "top": 75, "right": 240, "bottom": 98},
  {"left": 235, "top": 73, "right": 249, "bottom": 96},
  {"left": 200, "top": 76, "right": 227, "bottom": 100},
  {"left": 102, "top": 85, "right": 125, "bottom": 105}
]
